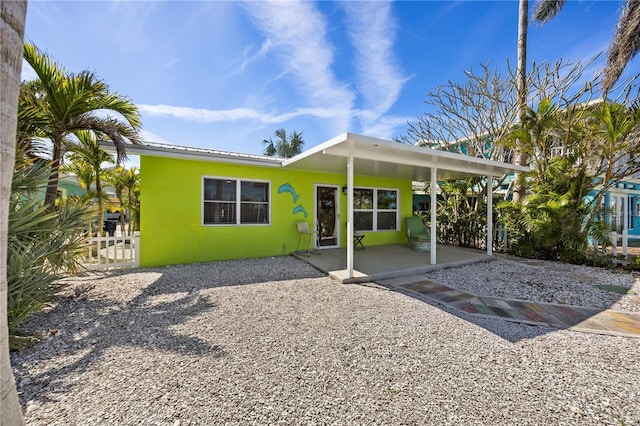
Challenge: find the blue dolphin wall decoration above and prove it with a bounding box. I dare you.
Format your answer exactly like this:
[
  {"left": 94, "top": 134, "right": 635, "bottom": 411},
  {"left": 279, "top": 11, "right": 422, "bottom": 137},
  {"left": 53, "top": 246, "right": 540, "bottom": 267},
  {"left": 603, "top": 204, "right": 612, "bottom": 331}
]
[
  {"left": 277, "top": 183, "right": 300, "bottom": 204},
  {"left": 292, "top": 205, "right": 308, "bottom": 218}
]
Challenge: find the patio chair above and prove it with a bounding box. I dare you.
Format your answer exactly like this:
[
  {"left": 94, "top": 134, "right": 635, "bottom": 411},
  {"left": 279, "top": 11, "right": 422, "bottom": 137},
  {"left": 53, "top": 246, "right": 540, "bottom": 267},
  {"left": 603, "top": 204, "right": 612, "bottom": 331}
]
[
  {"left": 296, "top": 221, "right": 320, "bottom": 256},
  {"left": 405, "top": 216, "right": 430, "bottom": 252}
]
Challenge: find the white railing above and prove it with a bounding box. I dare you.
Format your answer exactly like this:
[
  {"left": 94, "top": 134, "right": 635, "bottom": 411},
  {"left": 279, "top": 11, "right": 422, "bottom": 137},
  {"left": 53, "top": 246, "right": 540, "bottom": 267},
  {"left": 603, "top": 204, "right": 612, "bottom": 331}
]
[
  {"left": 609, "top": 230, "right": 640, "bottom": 259},
  {"left": 83, "top": 235, "right": 140, "bottom": 270}
]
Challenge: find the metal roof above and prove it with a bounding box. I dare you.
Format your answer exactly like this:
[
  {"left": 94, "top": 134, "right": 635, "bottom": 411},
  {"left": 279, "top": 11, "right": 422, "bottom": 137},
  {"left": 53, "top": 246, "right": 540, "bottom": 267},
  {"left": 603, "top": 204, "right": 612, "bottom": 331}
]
[{"left": 114, "top": 141, "right": 283, "bottom": 167}]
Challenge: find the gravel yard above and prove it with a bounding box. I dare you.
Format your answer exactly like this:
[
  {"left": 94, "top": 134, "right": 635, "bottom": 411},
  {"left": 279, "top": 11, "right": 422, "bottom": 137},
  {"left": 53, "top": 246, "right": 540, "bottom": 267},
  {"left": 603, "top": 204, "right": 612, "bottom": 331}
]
[
  {"left": 11, "top": 256, "right": 640, "bottom": 425},
  {"left": 425, "top": 255, "right": 640, "bottom": 312}
]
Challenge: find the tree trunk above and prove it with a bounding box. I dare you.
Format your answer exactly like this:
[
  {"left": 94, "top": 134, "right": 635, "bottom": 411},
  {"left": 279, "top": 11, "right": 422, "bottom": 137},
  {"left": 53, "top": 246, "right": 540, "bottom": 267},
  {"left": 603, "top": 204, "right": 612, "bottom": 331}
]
[
  {"left": 1, "top": 1, "right": 27, "bottom": 424},
  {"left": 513, "top": 0, "right": 529, "bottom": 203},
  {"left": 44, "top": 136, "right": 63, "bottom": 209},
  {"left": 96, "top": 176, "right": 104, "bottom": 236},
  {"left": 126, "top": 188, "right": 132, "bottom": 236}
]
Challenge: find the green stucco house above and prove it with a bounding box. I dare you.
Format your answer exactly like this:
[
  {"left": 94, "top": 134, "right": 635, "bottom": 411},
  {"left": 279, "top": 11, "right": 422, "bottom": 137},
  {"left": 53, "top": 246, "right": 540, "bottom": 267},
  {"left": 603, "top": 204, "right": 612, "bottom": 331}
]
[{"left": 124, "top": 133, "right": 524, "bottom": 279}]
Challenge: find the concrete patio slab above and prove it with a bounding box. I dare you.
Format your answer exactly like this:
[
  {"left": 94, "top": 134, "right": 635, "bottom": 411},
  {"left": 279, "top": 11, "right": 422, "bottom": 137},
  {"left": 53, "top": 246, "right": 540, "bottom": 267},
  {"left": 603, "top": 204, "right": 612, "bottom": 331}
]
[{"left": 294, "top": 243, "right": 491, "bottom": 283}]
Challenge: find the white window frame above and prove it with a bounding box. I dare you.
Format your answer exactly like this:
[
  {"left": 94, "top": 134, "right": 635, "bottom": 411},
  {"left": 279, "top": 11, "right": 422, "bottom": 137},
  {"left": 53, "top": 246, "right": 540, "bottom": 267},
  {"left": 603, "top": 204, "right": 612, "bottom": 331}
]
[
  {"left": 353, "top": 186, "right": 399, "bottom": 232},
  {"left": 202, "top": 176, "right": 271, "bottom": 226},
  {"left": 628, "top": 195, "right": 635, "bottom": 230}
]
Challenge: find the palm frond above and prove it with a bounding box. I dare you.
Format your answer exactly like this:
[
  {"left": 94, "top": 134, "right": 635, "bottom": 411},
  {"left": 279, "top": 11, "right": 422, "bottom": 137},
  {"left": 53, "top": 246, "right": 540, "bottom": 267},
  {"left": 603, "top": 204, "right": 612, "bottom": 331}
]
[
  {"left": 532, "top": 0, "right": 567, "bottom": 25},
  {"left": 603, "top": 0, "right": 640, "bottom": 92}
]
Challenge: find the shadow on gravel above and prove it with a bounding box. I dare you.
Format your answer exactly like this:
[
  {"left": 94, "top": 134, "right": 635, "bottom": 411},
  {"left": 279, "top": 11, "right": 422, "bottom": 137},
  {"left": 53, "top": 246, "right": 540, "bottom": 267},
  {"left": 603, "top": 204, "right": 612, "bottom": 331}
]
[
  {"left": 12, "top": 256, "right": 325, "bottom": 408},
  {"left": 12, "top": 273, "right": 225, "bottom": 409},
  {"left": 102, "top": 256, "right": 326, "bottom": 294}
]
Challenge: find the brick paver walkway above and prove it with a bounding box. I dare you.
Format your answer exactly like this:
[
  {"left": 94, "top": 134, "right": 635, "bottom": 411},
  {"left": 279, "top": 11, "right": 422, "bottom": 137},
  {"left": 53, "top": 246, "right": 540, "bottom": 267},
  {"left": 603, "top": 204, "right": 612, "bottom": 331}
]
[{"left": 385, "top": 278, "right": 640, "bottom": 338}]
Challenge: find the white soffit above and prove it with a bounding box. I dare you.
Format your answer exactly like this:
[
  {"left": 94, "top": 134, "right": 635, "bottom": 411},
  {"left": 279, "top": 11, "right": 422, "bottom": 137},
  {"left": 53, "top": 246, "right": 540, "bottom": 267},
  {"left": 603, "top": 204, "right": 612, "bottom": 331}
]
[{"left": 283, "top": 132, "right": 528, "bottom": 180}]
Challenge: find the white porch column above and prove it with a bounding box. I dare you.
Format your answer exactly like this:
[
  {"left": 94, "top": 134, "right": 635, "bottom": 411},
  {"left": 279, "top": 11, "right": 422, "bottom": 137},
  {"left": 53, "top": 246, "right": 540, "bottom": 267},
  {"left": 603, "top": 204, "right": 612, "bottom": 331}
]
[
  {"left": 486, "top": 175, "right": 493, "bottom": 256},
  {"left": 430, "top": 167, "right": 437, "bottom": 265},
  {"left": 347, "top": 153, "right": 355, "bottom": 278}
]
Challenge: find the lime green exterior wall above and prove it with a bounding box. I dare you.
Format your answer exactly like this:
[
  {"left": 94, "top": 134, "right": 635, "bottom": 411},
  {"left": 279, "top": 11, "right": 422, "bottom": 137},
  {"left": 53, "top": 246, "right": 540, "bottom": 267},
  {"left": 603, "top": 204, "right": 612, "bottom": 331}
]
[{"left": 140, "top": 155, "right": 413, "bottom": 267}]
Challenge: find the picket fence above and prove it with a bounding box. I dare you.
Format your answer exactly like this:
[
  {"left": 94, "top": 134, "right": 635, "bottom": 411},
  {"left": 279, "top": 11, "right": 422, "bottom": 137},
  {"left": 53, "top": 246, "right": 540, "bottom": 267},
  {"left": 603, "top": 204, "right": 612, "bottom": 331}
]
[{"left": 83, "top": 235, "right": 140, "bottom": 270}]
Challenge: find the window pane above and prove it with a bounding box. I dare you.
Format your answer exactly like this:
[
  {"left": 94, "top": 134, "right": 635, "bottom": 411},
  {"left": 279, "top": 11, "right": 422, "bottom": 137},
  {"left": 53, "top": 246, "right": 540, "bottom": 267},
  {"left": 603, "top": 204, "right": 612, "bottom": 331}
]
[
  {"left": 204, "top": 179, "right": 236, "bottom": 201},
  {"left": 377, "top": 190, "right": 397, "bottom": 209},
  {"left": 241, "top": 181, "right": 269, "bottom": 202},
  {"left": 354, "top": 211, "right": 373, "bottom": 231},
  {"left": 377, "top": 212, "right": 397, "bottom": 230},
  {"left": 353, "top": 188, "right": 373, "bottom": 209},
  {"left": 204, "top": 202, "right": 236, "bottom": 224},
  {"left": 241, "top": 203, "right": 269, "bottom": 224}
]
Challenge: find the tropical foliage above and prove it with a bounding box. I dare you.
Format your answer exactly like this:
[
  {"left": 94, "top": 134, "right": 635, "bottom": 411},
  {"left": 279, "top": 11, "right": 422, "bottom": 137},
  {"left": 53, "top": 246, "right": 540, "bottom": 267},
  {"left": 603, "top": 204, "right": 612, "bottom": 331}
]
[
  {"left": 66, "top": 131, "right": 114, "bottom": 234},
  {"left": 498, "top": 96, "right": 640, "bottom": 261},
  {"left": 8, "top": 44, "right": 142, "bottom": 350},
  {"left": 262, "top": 128, "right": 305, "bottom": 158},
  {"left": 104, "top": 166, "right": 141, "bottom": 235},
  {"left": 20, "top": 42, "right": 141, "bottom": 209},
  {"left": 402, "top": 52, "right": 640, "bottom": 261},
  {"left": 8, "top": 145, "right": 95, "bottom": 350},
  {"left": 427, "top": 178, "right": 489, "bottom": 249}
]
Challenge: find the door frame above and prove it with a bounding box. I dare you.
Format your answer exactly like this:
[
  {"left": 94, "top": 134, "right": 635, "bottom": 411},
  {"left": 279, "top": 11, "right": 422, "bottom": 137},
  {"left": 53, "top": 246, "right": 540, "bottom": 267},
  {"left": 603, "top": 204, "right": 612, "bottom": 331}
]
[{"left": 314, "top": 184, "right": 340, "bottom": 249}]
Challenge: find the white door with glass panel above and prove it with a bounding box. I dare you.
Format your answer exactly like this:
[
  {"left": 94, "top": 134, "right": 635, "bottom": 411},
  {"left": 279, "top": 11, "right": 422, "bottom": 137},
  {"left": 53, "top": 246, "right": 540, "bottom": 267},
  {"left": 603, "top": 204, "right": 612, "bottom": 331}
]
[{"left": 315, "top": 185, "right": 339, "bottom": 248}]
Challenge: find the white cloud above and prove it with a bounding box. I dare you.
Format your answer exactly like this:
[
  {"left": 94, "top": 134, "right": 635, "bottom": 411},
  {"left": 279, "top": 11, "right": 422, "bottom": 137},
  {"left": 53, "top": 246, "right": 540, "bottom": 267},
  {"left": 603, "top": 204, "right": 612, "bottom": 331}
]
[
  {"left": 137, "top": 103, "right": 351, "bottom": 125},
  {"left": 355, "top": 113, "right": 413, "bottom": 140},
  {"left": 340, "top": 1, "right": 408, "bottom": 125},
  {"left": 230, "top": 39, "right": 273, "bottom": 75},
  {"left": 139, "top": 1, "right": 412, "bottom": 143},
  {"left": 243, "top": 0, "right": 354, "bottom": 130}
]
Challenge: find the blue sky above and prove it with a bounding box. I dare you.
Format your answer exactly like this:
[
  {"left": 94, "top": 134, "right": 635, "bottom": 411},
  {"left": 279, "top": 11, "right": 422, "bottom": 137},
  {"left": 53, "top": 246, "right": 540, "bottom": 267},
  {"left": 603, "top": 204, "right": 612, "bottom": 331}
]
[{"left": 23, "top": 0, "right": 634, "bottom": 159}]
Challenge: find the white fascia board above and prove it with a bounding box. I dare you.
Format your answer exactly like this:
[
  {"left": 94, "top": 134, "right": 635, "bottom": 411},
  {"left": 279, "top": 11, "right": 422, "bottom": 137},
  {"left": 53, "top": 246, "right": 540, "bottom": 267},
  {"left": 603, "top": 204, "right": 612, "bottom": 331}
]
[
  {"left": 100, "top": 142, "right": 283, "bottom": 168},
  {"left": 282, "top": 132, "right": 350, "bottom": 167}
]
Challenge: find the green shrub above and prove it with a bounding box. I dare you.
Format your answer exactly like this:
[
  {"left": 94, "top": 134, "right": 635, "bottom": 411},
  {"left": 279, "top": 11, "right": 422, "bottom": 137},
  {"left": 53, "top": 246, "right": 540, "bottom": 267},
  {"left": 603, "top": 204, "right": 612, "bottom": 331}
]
[{"left": 8, "top": 147, "right": 94, "bottom": 350}]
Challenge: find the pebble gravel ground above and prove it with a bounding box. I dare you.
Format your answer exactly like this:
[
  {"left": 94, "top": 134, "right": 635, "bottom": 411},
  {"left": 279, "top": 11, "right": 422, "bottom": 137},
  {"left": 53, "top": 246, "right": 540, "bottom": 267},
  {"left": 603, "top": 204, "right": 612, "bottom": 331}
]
[
  {"left": 425, "top": 255, "right": 640, "bottom": 312},
  {"left": 11, "top": 256, "right": 640, "bottom": 425}
]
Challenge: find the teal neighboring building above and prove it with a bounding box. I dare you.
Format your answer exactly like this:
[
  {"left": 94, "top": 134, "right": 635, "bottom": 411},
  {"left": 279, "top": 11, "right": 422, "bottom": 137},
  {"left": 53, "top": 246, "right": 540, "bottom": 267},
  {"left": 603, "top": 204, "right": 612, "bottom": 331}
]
[{"left": 56, "top": 174, "right": 86, "bottom": 199}]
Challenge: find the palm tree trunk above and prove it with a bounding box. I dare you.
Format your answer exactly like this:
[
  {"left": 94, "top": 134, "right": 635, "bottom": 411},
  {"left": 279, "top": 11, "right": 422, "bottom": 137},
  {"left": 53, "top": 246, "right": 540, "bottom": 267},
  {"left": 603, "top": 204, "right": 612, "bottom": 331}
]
[
  {"left": 44, "top": 136, "right": 63, "bottom": 209},
  {"left": 513, "top": 0, "right": 529, "bottom": 203},
  {"left": 126, "top": 188, "right": 133, "bottom": 236},
  {"left": 96, "top": 176, "right": 104, "bottom": 236},
  {"left": 1, "top": 1, "right": 27, "bottom": 424}
]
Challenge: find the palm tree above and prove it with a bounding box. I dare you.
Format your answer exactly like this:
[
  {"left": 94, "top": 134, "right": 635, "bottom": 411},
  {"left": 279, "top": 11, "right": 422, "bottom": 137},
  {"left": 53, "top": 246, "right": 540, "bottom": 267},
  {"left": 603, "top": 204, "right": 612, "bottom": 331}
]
[
  {"left": 67, "top": 131, "right": 114, "bottom": 235},
  {"left": 121, "top": 167, "right": 141, "bottom": 235},
  {"left": 513, "top": 0, "right": 530, "bottom": 203},
  {"left": 63, "top": 160, "right": 96, "bottom": 197},
  {"left": 583, "top": 101, "right": 640, "bottom": 228},
  {"left": 21, "top": 42, "right": 141, "bottom": 209},
  {"left": 261, "top": 128, "right": 305, "bottom": 158},
  {"left": 104, "top": 166, "right": 140, "bottom": 235},
  {"left": 1, "top": 1, "right": 27, "bottom": 423},
  {"left": 533, "top": 0, "right": 640, "bottom": 92}
]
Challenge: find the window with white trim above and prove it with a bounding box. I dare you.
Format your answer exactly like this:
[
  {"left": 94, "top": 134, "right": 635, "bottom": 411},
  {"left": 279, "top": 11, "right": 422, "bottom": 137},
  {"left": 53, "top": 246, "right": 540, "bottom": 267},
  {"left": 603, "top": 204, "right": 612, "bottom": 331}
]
[
  {"left": 353, "top": 187, "right": 398, "bottom": 231},
  {"left": 203, "top": 177, "right": 270, "bottom": 225}
]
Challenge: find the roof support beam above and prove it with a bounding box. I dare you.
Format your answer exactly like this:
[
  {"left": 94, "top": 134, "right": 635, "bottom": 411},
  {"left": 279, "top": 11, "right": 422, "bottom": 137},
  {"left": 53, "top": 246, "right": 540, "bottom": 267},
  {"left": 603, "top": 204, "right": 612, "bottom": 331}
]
[
  {"left": 430, "top": 167, "right": 437, "bottom": 265},
  {"left": 487, "top": 175, "right": 493, "bottom": 256},
  {"left": 346, "top": 152, "right": 355, "bottom": 279}
]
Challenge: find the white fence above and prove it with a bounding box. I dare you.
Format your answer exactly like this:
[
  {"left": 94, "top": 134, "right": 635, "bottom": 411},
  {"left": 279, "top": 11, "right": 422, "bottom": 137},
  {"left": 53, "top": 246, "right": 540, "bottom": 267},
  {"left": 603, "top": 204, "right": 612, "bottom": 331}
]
[
  {"left": 83, "top": 235, "right": 140, "bottom": 270},
  {"left": 610, "top": 230, "right": 640, "bottom": 258}
]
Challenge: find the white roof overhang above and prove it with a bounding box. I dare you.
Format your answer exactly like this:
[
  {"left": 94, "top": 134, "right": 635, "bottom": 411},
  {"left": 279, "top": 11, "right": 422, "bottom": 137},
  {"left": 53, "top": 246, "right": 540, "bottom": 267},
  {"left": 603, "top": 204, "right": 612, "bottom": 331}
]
[
  {"left": 283, "top": 132, "right": 527, "bottom": 180},
  {"left": 109, "top": 132, "right": 526, "bottom": 180}
]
